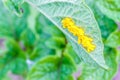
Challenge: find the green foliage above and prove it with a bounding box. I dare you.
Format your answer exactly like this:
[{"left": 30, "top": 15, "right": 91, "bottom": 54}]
[
  {"left": 27, "top": 54, "right": 76, "bottom": 80},
  {"left": 29, "top": 40, "right": 56, "bottom": 61},
  {"left": 65, "top": 44, "right": 81, "bottom": 64},
  {"left": 11, "top": 58, "right": 28, "bottom": 75},
  {"left": 78, "top": 47, "right": 118, "bottom": 80},
  {"left": 0, "top": 39, "right": 27, "bottom": 79},
  {"left": 29, "top": 14, "right": 65, "bottom": 61},
  {"left": 0, "top": 0, "right": 120, "bottom": 80},
  {"left": 97, "top": 0, "right": 120, "bottom": 22},
  {"left": 20, "top": 28, "right": 36, "bottom": 47},
  {"left": 2, "top": 0, "right": 24, "bottom": 16},
  {"left": 106, "top": 30, "right": 120, "bottom": 48},
  {"left": 0, "top": 1, "right": 28, "bottom": 40},
  {"left": 85, "top": 0, "right": 117, "bottom": 40},
  {"left": 0, "top": 1, "right": 29, "bottom": 79},
  {"left": 45, "top": 37, "right": 66, "bottom": 50}
]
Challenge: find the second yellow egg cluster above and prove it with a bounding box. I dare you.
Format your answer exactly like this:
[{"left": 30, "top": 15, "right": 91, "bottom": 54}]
[{"left": 61, "top": 17, "right": 96, "bottom": 52}]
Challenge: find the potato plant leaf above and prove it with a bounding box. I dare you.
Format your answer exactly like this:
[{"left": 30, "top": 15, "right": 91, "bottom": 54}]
[
  {"left": 0, "top": 1, "right": 28, "bottom": 40},
  {"left": 20, "top": 28, "right": 36, "bottom": 47},
  {"left": 2, "top": 0, "right": 24, "bottom": 16},
  {"left": 27, "top": 54, "right": 76, "bottom": 80},
  {"left": 97, "top": 0, "right": 120, "bottom": 22},
  {"left": 106, "top": 31, "right": 120, "bottom": 48},
  {"left": 45, "top": 37, "right": 66, "bottom": 50},
  {"left": 26, "top": 0, "right": 107, "bottom": 69},
  {"left": 0, "top": 39, "right": 27, "bottom": 79},
  {"left": 78, "top": 47, "right": 118, "bottom": 80},
  {"left": 85, "top": 0, "right": 117, "bottom": 40},
  {"left": 65, "top": 44, "right": 81, "bottom": 64}
]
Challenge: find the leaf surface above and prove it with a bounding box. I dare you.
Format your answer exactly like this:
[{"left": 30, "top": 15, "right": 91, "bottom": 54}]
[
  {"left": 27, "top": 54, "right": 76, "bottom": 80},
  {"left": 97, "top": 0, "right": 120, "bottom": 22},
  {"left": 78, "top": 47, "right": 118, "bottom": 80},
  {"left": 26, "top": 0, "right": 107, "bottom": 69},
  {"left": 106, "top": 31, "right": 120, "bottom": 48}
]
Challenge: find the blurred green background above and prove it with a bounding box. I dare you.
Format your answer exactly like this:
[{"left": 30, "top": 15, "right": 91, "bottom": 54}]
[{"left": 0, "top": 0, "right": 120, "bottom": 80}]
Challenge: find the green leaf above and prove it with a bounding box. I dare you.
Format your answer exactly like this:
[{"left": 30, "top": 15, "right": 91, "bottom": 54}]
[
  {"left": 0, "top": 58, "right": 27, "bottom": 79},
  {"left": 5, "top": 39, "right": 26, "bottom": 59},
  {"left": 46, "top": 26, "right": 65, "bottom": 37},
  {"left": 11, "top": 58, "right": 28, "bottom": 75},
  {"left": 0, "top": 60, "right": 10, "bottom": 80},
  {"left": 2, "top": 0, "right": 24, "bottom": 16},
  {"left": 106, "top": 30, "right": 120, "bottom": 48},
  {"left": 27, "top": 54, "right": 76, "bottom": 80},
  {"left": 20, "top": 28, "right": 36, "bottom": 47},
  {"left": 45, "top": 37, "right": 66, "bottom": 50},
  {"left": 65, "top": 44, "right": 81, "bottom": 64},
  {"left": 0, "top": 39, "right": 27, "bottom": 79},
  {"left": 85, "top": 0, "right": 117, "bottom": 40},
  {"left": 97, "top": 0, "right": 120, "bottom": 22},
  {"left": 78, "top": 47, "right": 118, "bottom": 80},
  {"left": 0, "top": 1, "right": 29, "bottom": 40},
  {"left": 26, "top": 0, "right": 107, "bottom": 69},
  {"left": 35, "top": 14, "right": 65, "bottom": 39},
  {"left": 30, "top": 41, "right": 56, "bottom": 61},
  {"left": 27, "top": 6, "right": 39, "bottom": 38}
]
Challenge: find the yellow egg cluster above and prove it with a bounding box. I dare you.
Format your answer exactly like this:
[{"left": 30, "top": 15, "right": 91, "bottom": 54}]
[{"left": 61, "top": 17, "right": 96, "bottom": 52}]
